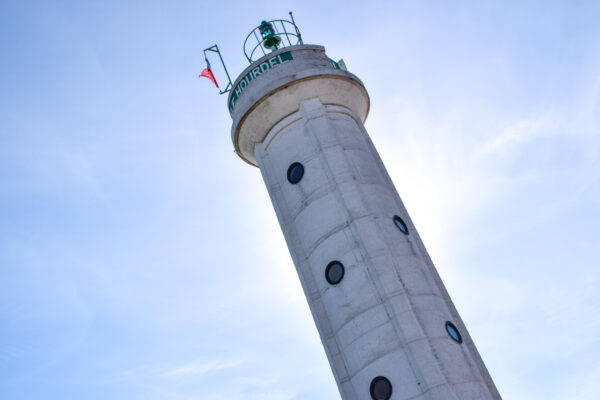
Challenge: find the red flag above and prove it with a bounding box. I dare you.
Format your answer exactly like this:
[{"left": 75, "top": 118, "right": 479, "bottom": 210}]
[{"left": 199, "top": 56, "right": 219, "bottom": 89}]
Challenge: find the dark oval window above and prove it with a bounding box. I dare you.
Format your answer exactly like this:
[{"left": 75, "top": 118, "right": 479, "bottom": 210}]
[
  {"left": 325, "top": 261, "right": 345, "bottom": 285},
  {"left": 393, "top": 215, "right": 409, "bottom": 235},
  {"left": 445, "top": 321, "right": 463, "bottom": 344},
  {"left": 370, "top": 376, "right": 392, "bottom": 400},
  {"left": 287, "top": 162, "right": 304, "bottom": 184}
]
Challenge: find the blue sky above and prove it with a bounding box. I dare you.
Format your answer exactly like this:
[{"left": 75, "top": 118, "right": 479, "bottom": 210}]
[{"left": 1, "top": 1, "right": 599, "bottom": 399}]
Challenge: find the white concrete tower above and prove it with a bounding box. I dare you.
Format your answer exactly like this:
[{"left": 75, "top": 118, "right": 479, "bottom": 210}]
[{"left": 227, "top": 18, "right": 501, "bottom": 400}]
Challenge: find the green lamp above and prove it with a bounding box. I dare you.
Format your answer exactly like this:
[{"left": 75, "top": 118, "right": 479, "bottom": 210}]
[{"left": 259, "top": 20, "right": 281, "bottom": 50}]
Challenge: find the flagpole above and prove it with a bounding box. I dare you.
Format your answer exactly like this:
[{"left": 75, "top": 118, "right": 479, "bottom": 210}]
[{"left": 203, "top": 44, "right": 233, "bottom": 95}]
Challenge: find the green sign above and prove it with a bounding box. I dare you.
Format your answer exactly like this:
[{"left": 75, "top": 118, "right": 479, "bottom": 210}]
[{"left": 229, "top": 51, "right": 293, "bottom": 112}]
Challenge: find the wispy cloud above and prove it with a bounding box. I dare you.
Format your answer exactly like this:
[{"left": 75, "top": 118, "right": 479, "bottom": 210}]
[
  {"left": 246, "top": 390, "right": 297, "bottom": 400},
  {"left": 163, "top": 360, "right": 243, "bottom": 377},
  {"left": 122, "top": 358, "right": 243, "bottom": 381},
  {"left": 551, "top": 366, "right": 600, "bottom": 400},
  {"left": 481, "top": 115, "right": 558, "bottom": 154}
]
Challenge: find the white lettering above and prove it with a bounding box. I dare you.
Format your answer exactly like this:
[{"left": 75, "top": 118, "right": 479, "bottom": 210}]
[{"left": 230, "top": 54, "right": 293, "bottom": 111}]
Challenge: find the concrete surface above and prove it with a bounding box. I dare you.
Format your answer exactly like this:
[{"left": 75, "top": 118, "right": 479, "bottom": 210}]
[{"left": 230, "top": 45, "right": 501, "bottom": 400}]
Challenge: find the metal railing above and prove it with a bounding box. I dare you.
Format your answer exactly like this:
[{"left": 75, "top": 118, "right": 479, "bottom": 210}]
[{"left": 243, "top": 13, "right": 303, "bottom": 63}]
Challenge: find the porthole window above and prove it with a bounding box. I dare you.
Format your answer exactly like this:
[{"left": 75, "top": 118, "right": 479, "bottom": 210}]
[
  {"left": 445, "top": 321, "right": 463, "bottom": 344},
  {"left": 325, "top": 261, "right": 345, "bottom": 285},
  {"left": 287, "top": 162, "right": 304, "bottom": 184},
  {"left": 370, "top": 376, "right": 392, "bottom": 400},
  {"left": 393, "top": 215, "right": 409, "bottom": 235}
]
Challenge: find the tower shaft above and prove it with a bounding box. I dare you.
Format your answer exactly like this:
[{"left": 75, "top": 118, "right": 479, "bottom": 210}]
[{"left": 229, "top": 44, "right": 500, "bottom": 400}]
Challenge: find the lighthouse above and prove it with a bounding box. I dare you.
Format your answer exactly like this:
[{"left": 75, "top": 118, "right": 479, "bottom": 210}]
[{"left": 226, "top": 16, "right": 501, "bottom": 400}]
